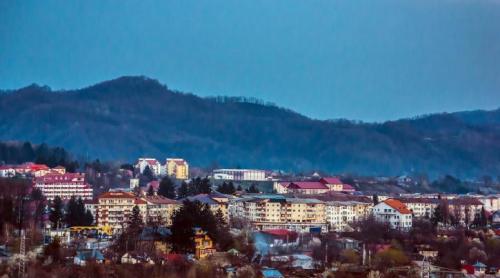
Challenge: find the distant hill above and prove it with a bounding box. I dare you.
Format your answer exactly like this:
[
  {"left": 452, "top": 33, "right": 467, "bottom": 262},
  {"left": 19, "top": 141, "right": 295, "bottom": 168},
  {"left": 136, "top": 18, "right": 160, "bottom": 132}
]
[{"left": 1, "top": 76, "right": 499, "bottom": 178}]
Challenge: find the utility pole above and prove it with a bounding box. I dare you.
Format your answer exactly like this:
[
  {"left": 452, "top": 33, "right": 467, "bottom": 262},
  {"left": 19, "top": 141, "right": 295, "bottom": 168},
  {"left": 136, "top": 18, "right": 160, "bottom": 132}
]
[
  {"left": 18, "top": 195, "right": 29, "bottom": 278},
  {"left": 18, "top": 230, "right": 26, "bottom": 278}
]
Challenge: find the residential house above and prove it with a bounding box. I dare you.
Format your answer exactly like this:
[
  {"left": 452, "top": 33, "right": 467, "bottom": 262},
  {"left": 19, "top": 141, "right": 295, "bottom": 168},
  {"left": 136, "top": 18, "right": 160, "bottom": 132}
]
[
  {"left": 373, "top": 199, "right": 412, "bottom": 230},
  {"left": 194, "top": 227, "right": 216, "bottom": 259}
]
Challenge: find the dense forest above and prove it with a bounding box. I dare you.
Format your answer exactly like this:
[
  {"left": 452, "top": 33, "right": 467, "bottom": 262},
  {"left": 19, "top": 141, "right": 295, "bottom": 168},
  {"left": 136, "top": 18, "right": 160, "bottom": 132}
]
[
  {"left": 0, "top": 76, "right": 499, "bottom": 178},
  {"left": 0, "top": 141, "right": 79, "bottom": 172}
]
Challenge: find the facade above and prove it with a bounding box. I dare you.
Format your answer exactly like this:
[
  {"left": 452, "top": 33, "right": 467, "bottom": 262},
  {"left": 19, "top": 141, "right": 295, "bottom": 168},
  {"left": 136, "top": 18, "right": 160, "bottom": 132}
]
[
  {"left": 96, "top": 192, "right": 147, "bottom": 234},
  {"left": 165, "top": 158, "right": 189, "bottom": 180},
  {"left": 213, "top": 169, "right": 266, "bottom": 181},
  {"left": 373, "top": 199, "right": 413, "bottom": 230},
  {"left": 143, "top": 195, "right": 181, "bottom": 226},
  {"left": 194, "top": 228, "right": 216, "bottom": 259},
  {"left": 0, "top": 166, "right": 16, "bottom": 177},
  {"left": 325, "top": 201, "right": 372, "bottom": 231},
  {"left": 34, "top": 173, "right": 93, "bottom": 201},
  {"left": 319, "top": 177, "right": 355, "bottom": 192},
  {"left": 397, "top": 198, "right": 439, "bottom": 218},
  {"left": 135, "top": 158, "right": 162, "bottom": 176},
  {"left": 229, "top": 196, "right": 328, "bottom": 232},
  {"left": 448, "top": 198, "right": 484, "bottom": 224}
]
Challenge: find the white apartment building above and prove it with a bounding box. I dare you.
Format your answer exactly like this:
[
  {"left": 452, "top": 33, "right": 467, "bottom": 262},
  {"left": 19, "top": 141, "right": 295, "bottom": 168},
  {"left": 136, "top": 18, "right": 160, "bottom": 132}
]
[
  {"left": 213, "top": 169, "right": 266, "bottom": 181},
  {"left": 34, "top": 173, "right": 93, "bottom": 201},
  {"left": 373, "top": 199, "right": 413, "bottom": 230},
  {"left": 325, "top": 201, "right": 372, "bottom": 231},
  {"left": 135, "top": 158, "right": 162, "bottom": 176},
  {"left": 397, "top": 198, "right": 439, "bottom": 218}
]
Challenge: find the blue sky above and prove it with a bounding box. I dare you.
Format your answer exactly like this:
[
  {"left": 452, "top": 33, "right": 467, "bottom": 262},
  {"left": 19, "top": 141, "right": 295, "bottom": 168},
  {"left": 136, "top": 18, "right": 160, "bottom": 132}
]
[{"left": 1, "top": 0, "right": 499, "bottom": 121}]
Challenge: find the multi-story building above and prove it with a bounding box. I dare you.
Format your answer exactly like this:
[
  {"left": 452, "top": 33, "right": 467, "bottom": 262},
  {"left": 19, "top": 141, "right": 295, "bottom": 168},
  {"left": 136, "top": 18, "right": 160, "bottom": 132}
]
[
  {"left": 96, "top": 191, "right": 147, "bottom": 234},
  {"left": 476, "top": 195, "right": 500, "bottom": 212},
  {"left": 34, "top": 173, "right": 93, "bottom": 201},
  {"left": 229, "top": 196, "right": 328, "bottom": 232},
  {"left": 143, "top": 195, "right": 181, "bottom": 226},
  {"left": 373, "top": 199, "right": 412, "bottom": 230},
  {"left": 135, "top": 158, "right": 162, "bottom": 176},
  {"left": 397, "top": 198, "right": 439, "bottom": 218},
  {"left": 165, "top": 158, "right": 189, "bottom": 180},
  {"left": 325, "top": 201, "right": 372, "bottom": 231},
  {"left": 213, "top": 169, "right": 266, "bottom": 181},
  {"left": 448, "top": 198, "right": 484, "bottom": 224}
]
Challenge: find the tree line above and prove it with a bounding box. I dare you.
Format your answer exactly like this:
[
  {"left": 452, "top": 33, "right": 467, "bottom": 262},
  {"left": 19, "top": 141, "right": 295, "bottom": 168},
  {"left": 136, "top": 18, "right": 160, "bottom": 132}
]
[{"left": 0, "top": 141, "right": 79, "bottom": 172}]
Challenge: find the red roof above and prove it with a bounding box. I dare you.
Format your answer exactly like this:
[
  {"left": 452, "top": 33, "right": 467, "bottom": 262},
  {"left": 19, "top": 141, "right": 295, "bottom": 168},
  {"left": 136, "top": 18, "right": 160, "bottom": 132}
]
[
  {"left": 342, "top": 184, "right": 355, "bottom": 191},
  {"left": 288, "top": 182, "right": 328, "bottom": 190},
  {"left": 384, "top": 199, "right": 412, "bottom": 214},
  {"left": 262, "top": 229, "right": 298, "bottom": 240},
  {"left": 320, "top": 177, "right": 342, "bottom": 185},
  {"left": 144, "top": 196, "right": 179, "bottom": 205}
]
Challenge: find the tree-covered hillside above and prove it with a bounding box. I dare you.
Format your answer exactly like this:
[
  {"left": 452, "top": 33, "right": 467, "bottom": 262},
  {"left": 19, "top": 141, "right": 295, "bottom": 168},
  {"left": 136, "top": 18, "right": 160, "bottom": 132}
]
[{"left": 0, "top": 76, "right": 499, "bottom": 178}]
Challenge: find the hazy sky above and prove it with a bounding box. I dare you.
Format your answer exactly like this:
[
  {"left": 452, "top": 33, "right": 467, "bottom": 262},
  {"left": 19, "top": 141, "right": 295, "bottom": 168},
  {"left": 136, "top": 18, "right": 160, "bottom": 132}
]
[{"left": 1, "top": 0, "right": 499, "bottom": 121}]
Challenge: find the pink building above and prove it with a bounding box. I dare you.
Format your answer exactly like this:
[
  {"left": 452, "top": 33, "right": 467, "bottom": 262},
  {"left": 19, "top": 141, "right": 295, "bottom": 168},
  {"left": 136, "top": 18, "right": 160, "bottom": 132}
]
[{"left": 34, "top": 173, "right": 93, "bottom": 201}]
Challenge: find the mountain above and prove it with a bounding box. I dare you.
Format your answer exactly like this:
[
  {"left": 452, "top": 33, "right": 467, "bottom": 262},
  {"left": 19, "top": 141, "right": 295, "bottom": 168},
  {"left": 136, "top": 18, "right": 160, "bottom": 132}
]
[{"left": 1, "top": 76, "right": 499, "bottom": 178}]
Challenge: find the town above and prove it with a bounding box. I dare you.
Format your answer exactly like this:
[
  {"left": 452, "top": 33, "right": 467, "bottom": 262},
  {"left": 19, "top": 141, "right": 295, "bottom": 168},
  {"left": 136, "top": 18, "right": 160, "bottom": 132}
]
[{"left": 0, "top": 156, "right": 499, "bottom": 278}]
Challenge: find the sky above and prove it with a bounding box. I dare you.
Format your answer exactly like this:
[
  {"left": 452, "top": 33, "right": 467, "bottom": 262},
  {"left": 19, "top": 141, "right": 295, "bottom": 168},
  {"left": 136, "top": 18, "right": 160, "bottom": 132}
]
[{"left": 1, "top": 0, "right": 499, "bottom": 122}]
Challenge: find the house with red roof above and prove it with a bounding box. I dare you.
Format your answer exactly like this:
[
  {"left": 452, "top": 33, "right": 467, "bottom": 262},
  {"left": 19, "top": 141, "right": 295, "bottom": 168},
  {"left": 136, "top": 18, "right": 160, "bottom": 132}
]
[
  {"left": 319, "top": 177, "right": 356, "bottom": 192},
  {"left": 286, "top": 182, "right": 330, "bottom": 195},
  {"left": 373, "top": 199, "right": 413, "bottom": 230}
]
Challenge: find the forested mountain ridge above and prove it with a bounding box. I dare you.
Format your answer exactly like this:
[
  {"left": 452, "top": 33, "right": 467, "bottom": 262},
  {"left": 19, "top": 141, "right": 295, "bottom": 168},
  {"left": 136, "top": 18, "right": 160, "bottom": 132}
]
[{"left": 1, "top": 76, "right": 499, "bottom": 178}]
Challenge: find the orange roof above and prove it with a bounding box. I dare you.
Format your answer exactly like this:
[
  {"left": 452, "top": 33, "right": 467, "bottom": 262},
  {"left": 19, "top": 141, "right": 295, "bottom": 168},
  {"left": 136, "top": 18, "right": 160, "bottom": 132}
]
[{"left": 384, "top": 199, "right": 412, "bottom": 214}]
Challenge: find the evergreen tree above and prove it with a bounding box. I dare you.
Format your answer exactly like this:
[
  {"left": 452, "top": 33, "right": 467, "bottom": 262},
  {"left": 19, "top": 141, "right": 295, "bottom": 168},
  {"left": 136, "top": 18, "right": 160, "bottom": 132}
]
[
  {"left": 49, "top": 196, "right": 64, "bottom": 229},
  {"left": 217, "top": 182, "right": 236, "bottom": 194},
  {"left": 199, "top": 177, "right": 212, "bottom": 194},
  {"left": 142, "top": 165, "right": 154, "bottom": 181},
  {"left": 237, "top": 185, "right": 243, "bottom": 191},
  {"left": 480, "top": 207, "right": 488, "bottom": 227},
  {"left": 177, "top": 181, "right": 189, "bottom": 199},
  {"left": 84, "top": 210, "right": 94, "bottom": 226},
  {"left": 373, "top": 194, "right": 379, "bottom": 205},
  {"left": 147, "top": 185, "right": 155, "bottom": 196},
  {"left": 158, "top": 176, "right": 176, "bottom": 199},
  {"left": 246, "top": 184, "right": 259, "bottom": 193},
  {"left": 170, "top": 200, "right": 222, "bottom": 252}
]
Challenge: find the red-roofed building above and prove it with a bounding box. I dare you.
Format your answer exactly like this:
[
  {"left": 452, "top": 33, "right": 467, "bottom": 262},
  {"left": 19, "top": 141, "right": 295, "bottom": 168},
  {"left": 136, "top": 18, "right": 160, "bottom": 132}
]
[
  {"left": 319, "top": 177, "right": 355, "bottom": 192},
  {"left": 16, "top": 162, "right": 50, "bottom": 176},
  {"left": 34, "top": 173, "right": 93, "bottom": 201},
  {"left": 373, "top": 199, "right": 412, "bottom": 230},
  {"left": 287, "top": 182, "right": 329, "bottom": 195},
  {"left": 96, "top": 191, "right": 147, "bottom": 233}
]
